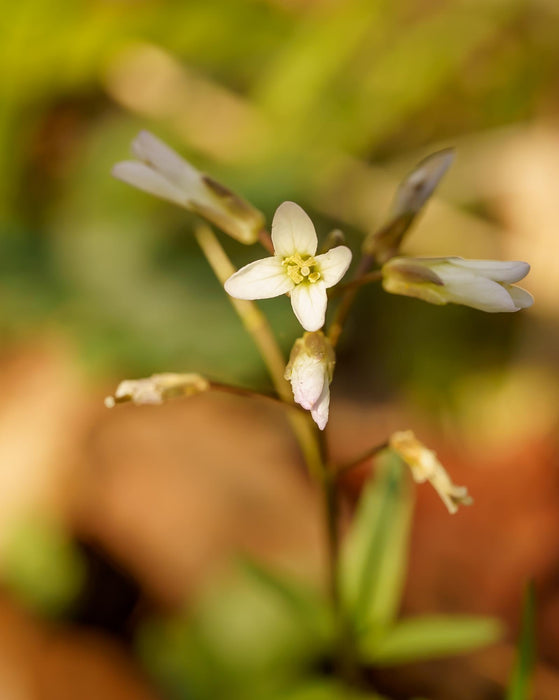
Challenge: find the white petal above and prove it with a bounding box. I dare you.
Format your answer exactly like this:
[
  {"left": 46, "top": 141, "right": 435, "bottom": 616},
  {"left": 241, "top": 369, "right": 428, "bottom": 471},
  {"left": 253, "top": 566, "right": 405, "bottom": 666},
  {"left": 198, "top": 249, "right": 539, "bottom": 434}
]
[
  {"left": 132, "top": 130, "right": 200, "bottom": 191},
  {"left": 290, "top": 282, "right": 327, "bottom": 331},
  {"left": 112, "top": 161, "right": 188, "bottom": 206},
  {"left": 507, "top": 285, "right": 534, "bottom": 310},
  {"left": 443, "top": 275, "right": 518, "bottom": 312},
  {"left": 291, "top": 357, "right": 326, "bottom": 410},
  {"left": 449, "top": 258, "right": 530, "bottom": 284},
  {"left": 315, "top": 246, "right": 352, "bottom": 288},
  {"left": 271, "top": 202, "right": 317, "bottom": 257},
  {"left": 224, "top": 257, "right": 293, "bottom": 300},
  {"left": 310, "top": 381, "right": 330, "bottom": 431}
]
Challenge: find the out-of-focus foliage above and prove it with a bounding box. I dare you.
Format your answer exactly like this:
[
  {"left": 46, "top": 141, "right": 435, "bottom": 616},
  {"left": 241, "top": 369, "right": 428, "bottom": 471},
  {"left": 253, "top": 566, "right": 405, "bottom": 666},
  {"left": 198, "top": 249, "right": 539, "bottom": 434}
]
[
  {"left": 507, "top": 583, "right": 536, "bottom": 700},
  {"left": 137, "top": 560, "right": 334, "bottom": 700},
  {"left": 1, "top": 0, "right": 557, "bottom": 391},
  {"left": 137, "top": 455, "right": 500, "bottom": 698},
  {"left": 340, "top": 454, "right": 413, "bottom": 634},
  {"left": 2, "top": 516, "right": 85, "bottom": 616},
  {"left": 0, "top": 0, "right": 557, "bottom": 696}
]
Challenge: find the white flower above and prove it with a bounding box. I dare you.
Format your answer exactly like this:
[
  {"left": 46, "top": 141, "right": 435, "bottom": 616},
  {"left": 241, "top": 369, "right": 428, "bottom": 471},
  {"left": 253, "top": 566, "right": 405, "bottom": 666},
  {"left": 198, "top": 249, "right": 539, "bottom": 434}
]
[
  {"left": 284, "top": 332, "right": 335, "bottom": 430},
  {"left": 382, "top": 256, "right": 533, "bottom": 312},
  {"left": 390, "top": 430, "right": 472, "bottom": 514},
  {"left": 224, "top": 202, "right": 352, "bottom": 331},
  {"left": 112, "top": 131, "right": 264, "bottom": 244}
]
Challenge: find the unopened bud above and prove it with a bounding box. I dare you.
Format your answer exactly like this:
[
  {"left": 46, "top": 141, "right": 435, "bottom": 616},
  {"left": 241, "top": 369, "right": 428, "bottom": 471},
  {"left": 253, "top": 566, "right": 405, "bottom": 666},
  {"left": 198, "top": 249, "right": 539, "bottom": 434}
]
[
  {"left": 363, "top": 149, "right": 454, "bottom": 262},
  {"left": 285, "top": 331, "right": 335, "bottom": 430},
  {"left": 382, "top": 256, "right": 533, "bottom": 313},
  {"left": 105, "top": 372, "right": 209, "bottom": 407},
  {"left": 112, "top": 131, "right": 264, "bottom": 244}
]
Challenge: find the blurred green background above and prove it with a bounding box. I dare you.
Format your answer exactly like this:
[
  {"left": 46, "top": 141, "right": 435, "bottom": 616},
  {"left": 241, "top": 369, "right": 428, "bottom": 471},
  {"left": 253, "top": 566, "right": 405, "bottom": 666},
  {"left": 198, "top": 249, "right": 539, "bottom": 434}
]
[
  {"left": 2, "top": 0, "right": 557, "bottom": 389},
  {"left": 1, "top": 0, "right": 559, "bottom": 698}
]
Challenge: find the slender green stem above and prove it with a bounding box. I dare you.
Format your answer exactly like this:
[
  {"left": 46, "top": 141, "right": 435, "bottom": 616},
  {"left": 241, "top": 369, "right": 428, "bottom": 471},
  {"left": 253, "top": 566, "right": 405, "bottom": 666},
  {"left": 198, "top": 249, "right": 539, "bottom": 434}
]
[
  {"left": 317, "top": 431, "right": 364, "bottom": 684},
  {"left": 328, "top": 252, "right": 376, "bottom": 348},
  {"left": 335, "top": 441, "right": 389, "bottom": 479},
  {"left": 196, "top": 225, "right": 287, "bottom": 396},
  {"left": 196, "top": 224, "right": 357, "bottom": 680},
  {"left": 315, "top": 431, "right": 339, "bottom": 603},
  {"left": 195, "top": 224, "right": 323, "bottom": 481},
  {"left": 209, "top": 381, "right": 305, "bottom": 412},
  {"left": 329, "top": 270, "right": 383, "bottom": 298}
]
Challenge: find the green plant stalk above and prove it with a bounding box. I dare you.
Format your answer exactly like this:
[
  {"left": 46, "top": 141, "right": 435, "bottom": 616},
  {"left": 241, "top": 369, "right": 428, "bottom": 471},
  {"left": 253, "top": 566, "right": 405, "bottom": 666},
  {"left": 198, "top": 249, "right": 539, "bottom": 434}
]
[
  {"left": 328, "top": 252, "right": 376, "bottom": 348},
  {"left": 322, "top": 464, "right": 363, "bottom": 684},
  {"left": 335, "top": 441, "right": 389, "bottom": 479},
  {"left": 208, "top": 380, "right": 304, "bottom": 410},
  {"left": 507, "top": 582, "right": 536, "bottom": 700},
  {"left": 196, "top": 223, "right": 362, "bottom": 683},
  {"left": 195, "top": 224, "right": 323, "bottom": 480}
]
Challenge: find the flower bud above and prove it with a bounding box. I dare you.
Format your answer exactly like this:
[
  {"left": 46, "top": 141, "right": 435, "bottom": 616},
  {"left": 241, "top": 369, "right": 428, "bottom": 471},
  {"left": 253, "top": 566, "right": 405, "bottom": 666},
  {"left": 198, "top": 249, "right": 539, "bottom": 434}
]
[
  {"left": 382, "top": 256, "right": 533, "bottom": 312},
  {"left": 112, "top": 131, "right": 265, "bottom": 244},
  {"left": 284, "top": 331, "right": 335, "bottom": 430},
  {"left": 105, "top": 372, "right": 209, "bottom": 407},
  {"left": 320, "top": 228, "right": 346, "bottom": 253},
  {"left": 390, "top": 430, "right": 472, "bottom": 514},
  {"left": 363, "top": 149, "right": 454, "bottom": 262}
]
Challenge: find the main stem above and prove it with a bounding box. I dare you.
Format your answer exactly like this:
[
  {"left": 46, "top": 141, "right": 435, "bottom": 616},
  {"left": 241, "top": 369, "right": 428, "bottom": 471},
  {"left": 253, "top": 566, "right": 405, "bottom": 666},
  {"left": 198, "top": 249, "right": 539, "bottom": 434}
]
[
  {"left": 195, "top": 225, "right": 322, "bottom": 480},
  {"left": 196, "top": 224, "right": 355, "bottom": 679}
]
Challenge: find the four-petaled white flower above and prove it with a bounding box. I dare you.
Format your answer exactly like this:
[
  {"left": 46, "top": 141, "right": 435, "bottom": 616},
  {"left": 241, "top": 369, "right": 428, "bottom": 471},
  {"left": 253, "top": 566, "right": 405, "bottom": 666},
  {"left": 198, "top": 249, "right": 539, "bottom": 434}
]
[
  {"left": 112, "top": 131, "right": 264, "bottom": 244},
  {"left": 382, "top": 256, "right": 533, "bottom": 313},
  {"left": 224, "top": 202, "right": 352, "bottom": 331},
  {"left": 284, "top": 331, "right": 335, "bottom": 430}
]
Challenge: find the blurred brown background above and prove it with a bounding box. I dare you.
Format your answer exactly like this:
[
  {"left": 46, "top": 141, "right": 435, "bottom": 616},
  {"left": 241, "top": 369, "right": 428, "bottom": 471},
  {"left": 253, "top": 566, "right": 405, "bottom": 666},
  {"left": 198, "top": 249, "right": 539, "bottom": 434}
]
[{"left": 1, "top": 0, "right": 559, "bottom": 697}]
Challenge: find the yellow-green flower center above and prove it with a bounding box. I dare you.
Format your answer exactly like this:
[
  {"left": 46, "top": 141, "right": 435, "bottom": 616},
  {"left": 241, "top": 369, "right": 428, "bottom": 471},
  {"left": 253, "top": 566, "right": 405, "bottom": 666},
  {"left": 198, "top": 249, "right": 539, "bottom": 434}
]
[{"left": 282, "top": 253, "right": 321, "bottom": 285}]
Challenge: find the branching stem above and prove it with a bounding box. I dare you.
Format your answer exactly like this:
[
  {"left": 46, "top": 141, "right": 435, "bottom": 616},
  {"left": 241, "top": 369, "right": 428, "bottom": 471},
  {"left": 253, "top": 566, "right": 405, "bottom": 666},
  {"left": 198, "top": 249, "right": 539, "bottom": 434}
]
[
  {"left": 329, "top": 270, "right": 383, "bottom": 297},
  {"left": 197, "top": 223, "right": 358, "bottom": 682},
  {"left": 328, "top": 252, "right": 376, "bottom": 348},
  {"left": 335, "top": 441, "right": 389, "bottom": 478},
  {"left": 208, "top": 381, "right": 304, "bottom": 411}
]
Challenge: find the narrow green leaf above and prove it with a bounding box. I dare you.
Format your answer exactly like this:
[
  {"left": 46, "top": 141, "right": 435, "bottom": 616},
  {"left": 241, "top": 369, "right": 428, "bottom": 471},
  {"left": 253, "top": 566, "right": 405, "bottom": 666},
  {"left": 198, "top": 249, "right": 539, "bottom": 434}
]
[
  {"left": 507, "top": 582, "right": 536, "bottom": 700},
  {"left": 238, "top": 557, "right": 334, "bottom": 644},
  {"left": 340, "top": 452, "right": 414, "bottom": 634},
  {"left": 360, "top": 615, "right": 503, "bottom": 665}
]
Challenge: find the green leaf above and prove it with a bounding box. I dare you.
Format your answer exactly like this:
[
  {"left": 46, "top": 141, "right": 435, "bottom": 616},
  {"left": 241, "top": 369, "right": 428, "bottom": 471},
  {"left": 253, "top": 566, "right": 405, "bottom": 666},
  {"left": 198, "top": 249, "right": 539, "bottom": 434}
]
[
  {"left": 507, "top": 582, "right": 536, "bottom": 700},
  {"left": 359, "top": 615, "right": 503, "bottom": 665},
  {"left": 238, "top": 557, "right": 334, "bottom": 645},
  {"left": 340, "top": 452, "right": 414, "bottom": 634},
  {"left": 138, "top": 562, "right": 335, "bottom": 700},
  {"left": 193, "top": 562, "right": 333, "bottom": 683}
]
